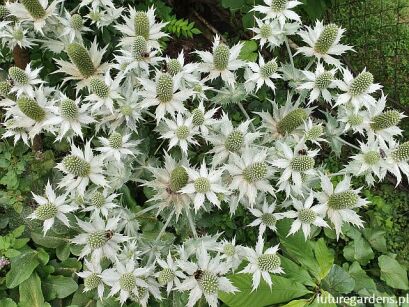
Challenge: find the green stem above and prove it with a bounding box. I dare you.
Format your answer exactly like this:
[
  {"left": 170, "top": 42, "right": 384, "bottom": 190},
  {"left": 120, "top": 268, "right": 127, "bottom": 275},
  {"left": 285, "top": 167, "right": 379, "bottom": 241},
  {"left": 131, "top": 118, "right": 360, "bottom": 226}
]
[
  {"left": 147, "top": 210, "right": 175, "bottom": 265},
  {"left": 237, "top": 102, "right": 256, "bottom": 132},
  {"left": 135, "top": 203, "right": 160, "bottom": 217},
  {"left": 285, "top": 37, "right": 296, "bottom": 77},
  {"left": 336, "top": 136, "right": 360, "bottom": 151},
  {"left": 185, "top": 207, "right": 198, "bottom": 239},
  {"left": 304, "top": 58, "right": 315, "bottom": 71}
]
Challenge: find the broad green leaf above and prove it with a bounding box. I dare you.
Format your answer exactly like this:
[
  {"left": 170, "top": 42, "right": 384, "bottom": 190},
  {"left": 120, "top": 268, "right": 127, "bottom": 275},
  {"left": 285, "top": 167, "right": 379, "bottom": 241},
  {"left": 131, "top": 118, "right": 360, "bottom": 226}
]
[
  {"left": 31, "top": 232, "right": 67, "bottom": 248},
  {"left": 43, "top": 275, "right": 78, "bottom": 300},
  {"left": 322, "top": 265, "right": 355, "bottom": 295},
  {"left": 309, "top": 290, "right": 336, "bottom": 307},
  {"left": 280, "top": 256, "right": 315, "bottom": 287},
  {"left": 363, "top": 229, "right": 387, "bottom": 253},
  {"left": 343, "top": 235, "right": 374, "bottom": 265},
  {"left": 56, "top": 243, "right": 71, "bottom": 261},
  {"left": 378, "top": 255, "right": 409, "bottom": 290},
  {"left": 18, "top": 272, "right": 45, "bottom": 307},
  {"left": 239, "top": 40, "right": 258, "bottom": 62},
  {"left": 281, "top": 299, "right": 309, "bottom": 307},
  {"left": 219, "top": 274, "right": 311, "bottom": 307},
  {"left": 0, "top": 298, "right": 17, "bottom": 307},
  {"left": 71, "top": 286, "right": 96, "bottom": 306},
  {"left": 221, "top": 0, "right": 245, "bottom": 10},
  {"left": 348, "top": 261, "right": 376, "bottom": 292},
  {"left": 6, "top": 250, "right": 39, "bottom": 288},
  {"left": 313, "top": 238, "right": 334, "bottom": 279}
]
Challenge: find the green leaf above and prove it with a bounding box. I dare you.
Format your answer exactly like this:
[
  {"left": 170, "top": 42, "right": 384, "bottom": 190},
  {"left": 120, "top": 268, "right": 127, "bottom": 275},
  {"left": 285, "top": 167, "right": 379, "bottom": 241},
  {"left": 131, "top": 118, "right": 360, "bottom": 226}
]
[
  {"left": 281, "top": 299, "right": 309, "bottom": 307},
  {"left": 362, "top": 229, "right": 387, "bottom": 253},
  {"left": 378, "top": 255, "right": 409, "bottom": 290},
  {"left": 348, "top": 261, "right": 376, "bottom": 292},
  {"left": 219, "top": 274, "right": 311, "bottom": 307},
  {"left": 56, "top": 243, "right": 71, "bottom": 261},
  {"left": 343, "top": 235, "right": 374, "bottom": 265},
  {"left": 309, "top": 290, "right": 336, "bottom": 307},
  {"left": 322, "top": 265, "right": 355, "bottom": 295},
  {"left": 0, "top": 298, "right": 17, "bottom": 307},
  {"left": 18, "top": 272, "right": 45, "bottom": 307},
  {"left": 280, "top": 256, "right": 315, "bottom": 287},
  {"left": 31, "top": 232, "right": 67, "bottom": 248},
  {"left": 221, "top": 0, "right": 245, "bottom": 10},
  {"left": 43, "top": 275, "right": 78, "bottom": 300},
  {"left": 239, "top": 40, "right": 258, "bottom": 62},
  {"left": 313, "top": 238, "right": 334, "bottom": 279},
  {"left": 6, "top": 250, "right": 40, "bottom": 288}
]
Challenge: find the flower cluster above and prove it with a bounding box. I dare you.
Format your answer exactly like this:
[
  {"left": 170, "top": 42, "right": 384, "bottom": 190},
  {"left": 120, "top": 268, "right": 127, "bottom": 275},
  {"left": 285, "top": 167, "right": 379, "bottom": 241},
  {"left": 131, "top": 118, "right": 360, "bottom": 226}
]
[{"left": 1, "top": 0, "right": 407, "bottom": 306}]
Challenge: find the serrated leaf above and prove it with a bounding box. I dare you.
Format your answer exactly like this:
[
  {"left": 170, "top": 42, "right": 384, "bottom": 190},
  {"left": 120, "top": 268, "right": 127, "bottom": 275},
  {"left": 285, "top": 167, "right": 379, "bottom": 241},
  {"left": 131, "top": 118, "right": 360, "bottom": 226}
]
[
  {"left": 6, "top": 250, "right": 40, "bottom": 288},
  {"left": 322, "top": 265, "right": 355, "bottom": 295},
  {"left": 219, "top": 274, "right": 311, "bottom": 307},
  {"left": 378, "top": 255, "right": 409, "bottom": 290},
  {"left": 348, "top": 261, "right": 376, "bottom": 292}
]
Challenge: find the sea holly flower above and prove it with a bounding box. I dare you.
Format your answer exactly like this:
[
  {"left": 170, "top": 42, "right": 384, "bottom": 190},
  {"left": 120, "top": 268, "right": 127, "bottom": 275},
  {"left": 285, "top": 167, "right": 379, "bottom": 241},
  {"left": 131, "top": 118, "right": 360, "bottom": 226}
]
[
  {"left": 86, "top": 6, "right": 123, "bottom": 29},
  {"left": 0, "top": 22, "right": 36, "bottom": 49},
  {"left": 97, "top": 131, "right": 139, "bottom": 162},
  {"left": 115, "top": 6, "right": 168, "bottom": 50},
  {"left": 250, "top": 18, "right": 299, "bottom": 49},
  {"left": 56, "top": 141, "right": 106, "bottom": 195},
  {"left": 8, "top": 64, "right": 43, "bottom": 98},
  {"left": 177, "top": 247, "right": 238, "bottom": 307},
  {"left": 80, "top": 0, "right": 116, "bottom": 10},
  {"left": 164, "top": 52, "right": 199, "bottom": 85},
  {"left": 2, "top": 119, "right": 30, "bottom": 145},
  {"left": 207, "top": 113, "right": 260, "bottom": 166},
  {"left": 155, "top": 252, "right": 186, "bottom": 295},
  {"left": 77, "top": 258, "right": 105, "bottom": 299},
  {"left": 303, "top": 118, "right": 326, "bottom": 146},
  {"left": 297, "top": 63, "right": 338, "bottom": 104},
  {"left": 6, "top": 0, "right": 60, "bottom": 34},
  {"left": 180, "top": 161, "right": 227, "bottom": 212},
  {"left": 225, "top": 147, "right": 275, "bottom": 207},
  {"left": 335, "top": 68, "right": 382, "bottom": 110},
  {"left": 59, "top": 10, "right": 91, "bottom": 43},
  {"left": 245, "top": 54, "right": 280, "bottom": 93},
  {"left": 248, "top": 201, "right": 284, "bottom": 236},
  {"left": 55, "top": 40, "right": 109, "bottom": 90},
  {"left": 72, "top": 215, "right": 127, "bottom": 262},
  {"left": 297, "top": 21, "right": 353, "bottom": 67},
  {"left": 252, "top": 0, "right": 301, "bottom": 26},
  {"left": 82, "top": 188, "right": 119, "bottom": 218},
  {"left": 281, "top": 192, "right": 329, "bottom": 239},
  {"left": 139, "top": 72, "right": 193, "bottom": 122},
  {"left": 188, "top": 100, "right": 218, "bottom": 136},
  {"left": 28, "top": 181, "right": 76, "bottom": 235},
  {"left": 240, "top": 237, "right": 284, "bottom": 290},
  {"left": 159, "top": 113, "right": 198, "bottom": 155},
  {"left": 385, "top": 141, "right": 409, "bottom": 185},
  {"left": 316, "top": 175, "right": 368, "bottom": 239},
  {"left": 216, "top": 237, "right": 245, "bottom": 271},
  {"left": 337, "top": 107, "right": 369, "bottom": 135},
  {"left": 195, "top": 35, "right": 245, "bottom": 87}
]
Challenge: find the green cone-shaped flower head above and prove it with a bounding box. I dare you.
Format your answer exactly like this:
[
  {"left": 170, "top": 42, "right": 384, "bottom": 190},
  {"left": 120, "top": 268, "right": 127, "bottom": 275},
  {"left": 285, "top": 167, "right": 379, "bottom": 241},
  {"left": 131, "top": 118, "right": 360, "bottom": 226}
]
[
  {"left": 243, "top": 162, "right": 267, "bottom": 183},
  {"left": 70, "top": 14, "right": 83, "bottom": 31},
  {"left": 277, "top": 108, "right": 308, "bottom": 135},
  {"left": 35, "top": 203, "right": 57, "bottom": 220},
  {"left": 315, "top": 71, "right": 333, "bottom": 89},
  {"left": 328, "top": 191, "right": 358, "bottom": 210},
  {"left": 84, "top": 273, "right": 101, "bottom": 290},
  {"left": 223, "top": 243, "right": 235, "bottom": 257},
  {"left": 260, "top": 60, "right": 278, "bottom": 79},
  {"left": 259, "top": 24, "right": 272, "bottom": 38},
  {"left": 21, "top": 0, "right": 46, "bottom": 20},
  {"left": 176, "top": 125, "right": 189, "bottom": 140},
  {"left": 60, "top": 99, "right": 78, "bottom": 120},
  {"left": 0, "top": 81, "right": 12, "bottom": 97},
  {"left": 158, "top": 268, "right": 174, "bottom": 285},
  {"left": 363, "top": 151, "right": 380, "bottom": 165},
  {"left": 62, "top": 155, "right": 91, "bottom": 177},
  {"left": 225, "top": 130, "right": 244, "bottom": 152},
  {"left": 392, "top": 141, "right": 409, "bottom": 162},
  {"left": 194, "top": 177, "right": 210, "bottom": 193},
  {"left": 91, "top": 191, "right": 105, "bottom": 208},
  {"left": 108, "top": 132, "right": 122, "bottom": 149},
  {"left": 305, "top": 125, "right": 323, "bottom": 141},
  {"left": 169, "top": 166, "right": 188, "bottom": 192},
  {"left": 199, "top": 271, "right": 219, "bottom": 294},
  {"left": 370, "top": 110, "right": 401, "bottom": 131},
  {"left": 167, "top": 59, "right": 182, "bottom": 76},
  {"left": 213, "top": 43, "right": 230, "bottom": 71},
  {"left": 17, "top": 97, "right": 45, "bottom": 122},
  {"left": 298, "top": 208, "right": 316, "bottom": 224},
  {"left": 0, "top": 5, "right": 9, "bottom": 20},
  {"left": 290, "top": 156, "right": 315, "bottom": 172},
  {"left": 119, "top": 272, "right": 136, "bottom": 292},
  {"left": 257, "top": 254, "right": 281, "bottom": 271},
  {"left": 9, "top": 66, "right": 28, "bottom": 85},
  {"left": 349, "top": 71, "right": 373, "bottom": 96},
  {"left": 347, "top": 114, "right": 364, "bottom": 127},
  {"left": 89, "top": 77, "right": 109, "bottom": 98},
  {"left": 134, "top": 11, "right": 150, "bottom": 39},
  {"left": 132, "top": 35, "right": 148, "bottom": 60},
  {"left": 271, "top": 0, "right": 287, "bottom": 12},
  {"left": 192, "top": 108, "right": 204, "bottom": 126},
  {"left": 67, "top": 43, "right": 96, "bottom": 78},
  {"left": 156, "top": 73, "right": 173, "bottom": 103},
  {"left": 87, "top": 230, "right": 108, "bottom": 249},
  {"left": 261, "top": 213, "right": 276, "bottom": 227},
  {"left": 314, "top": 24, "right": 339, "bottom": 54}
]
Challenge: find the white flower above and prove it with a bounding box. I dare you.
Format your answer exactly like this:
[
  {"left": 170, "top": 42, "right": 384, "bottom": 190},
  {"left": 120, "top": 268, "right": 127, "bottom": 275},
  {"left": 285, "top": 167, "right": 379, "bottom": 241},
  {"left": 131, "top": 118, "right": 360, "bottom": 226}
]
[
  {"left": 139, "top": 72, "right": 193, "bottom": 122},
  {"left": 207, "top": 113, "right": 260, "bottom": 166},
  {"left": 2, "top": 119, "right": 30, "bottom": 146},
  {"left": 303, "top": 118, "right": 326, "bottom": 146},
  {"left": 28, "top": 181, "right": 76, "bottom": 235},
  {"left": 82, "top": 189, "right": 119, "bottom": 218},
  {"left": 177, "top": 247, "right": 238, "bottom": 307},
  {"left": 155, "top": 252, "right": 186, "bottom": 295},
  {"left": 337, "top": 106, "right": 369, "bottom": 135},
  {"left": 281, "top": 192, "right": 329, "bottom": 239},
  {"left": 316, "top": 175, "right": 368, "bottom": 239},
  {"left": 8, "top": 63, "right": 43, "bottom": 98},
  {"left": 385, "top": 140, "right": 409, "bottom": 185},
  {"left": 189, "top": 100, "right": 218, "bottom": 136},
  {"left": 165, "top": 52, "right": 199, "bottom": 85},
  {"left": 250, "top": 18, "right": 299, "bottom": 49},
  {"left": 115, "top": 6, "right": 168, "bottom": 50},
  {"left": 335, "top": 68, "right": 382, "bottom": 110},
  {"left": 77, "top": 258, "right": 105, "bottom": 299},
  {"left": 56, "top": 141, "right": 107, "bottom": 195},
  {"left": 297, "top": 21, "right": 353, "bottom": 67},
  {"left": 240, "top": 237, "right": 284, "bottom": 290},
  {"left": 216, "top": 237, "right": 245, "bottom": 271},
  {"left": 297, "top": 63, "right": 338, "bottom": 104},
  {"left": 72, "top": 215, "right": 127, "bottom": 262},
  {"left": 195, "top": 35, "right": 244, "bottom": 87},
  {"left": 6, "top": 0, "right": 60, "bottom": 34},
  {"left": 0, "top": 22, "right": 36, "bottom": 49},
  {"left": 86, "top": 7, "right": 123, "bottom": 29},
  {"left": 80, "top": 0, "right": 115, "bottom": 10},
  {"left": 225, "top": 147, "right": 275, "bottom": 206},
  {"left": 252, "top": 0, "right": 301, "bottom": 26},
  {"left": 97, "top": 132, "right": 139, "bottom": 162},
  {"left": 248, "top": 201, "right": 284, "bottom": 236},
  {"left": 245, "top": 54, "right": 280, "bottom": 93},
  {"left": 59, "top": 10, "right": 91, "bottom": 42},
  {"left": 160, "top": 113, "right": 198, "bottom": 155},
  {"left": 180, "top": 161, "right": 228, "bottom": 212}
]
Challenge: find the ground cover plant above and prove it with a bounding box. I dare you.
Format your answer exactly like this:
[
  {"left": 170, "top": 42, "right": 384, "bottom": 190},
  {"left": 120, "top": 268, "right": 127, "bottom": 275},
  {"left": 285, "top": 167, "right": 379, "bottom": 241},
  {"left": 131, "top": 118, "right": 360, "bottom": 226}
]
[{"left": 0, "top": 0, "right": 408, "bottom": 306}]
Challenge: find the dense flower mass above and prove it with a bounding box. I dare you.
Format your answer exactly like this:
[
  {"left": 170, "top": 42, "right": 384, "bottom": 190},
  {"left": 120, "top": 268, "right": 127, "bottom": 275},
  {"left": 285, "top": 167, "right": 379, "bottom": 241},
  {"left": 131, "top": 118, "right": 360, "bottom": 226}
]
[{"left": 0, "top": 0, "right": 407, "bottom": 306}]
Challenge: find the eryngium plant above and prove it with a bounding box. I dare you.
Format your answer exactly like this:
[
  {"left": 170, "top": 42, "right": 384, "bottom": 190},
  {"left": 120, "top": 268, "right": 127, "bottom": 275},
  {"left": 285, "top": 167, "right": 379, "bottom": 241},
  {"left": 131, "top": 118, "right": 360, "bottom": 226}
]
[{"left": 0, "top": 0, "right": 407, "bottom": 306}]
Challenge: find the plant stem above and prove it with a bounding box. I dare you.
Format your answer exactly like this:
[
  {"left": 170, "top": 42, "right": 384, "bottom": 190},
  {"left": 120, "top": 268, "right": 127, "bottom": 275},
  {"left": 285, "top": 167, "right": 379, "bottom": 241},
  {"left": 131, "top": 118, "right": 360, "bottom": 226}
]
[
  {"left": 237, "top": 102, "right": 256, "bottom": 132},
  {"left": 304, "top": 59, "right": 315, "bottom": 71},
  {"left": 285, "top": 37, "right": 296, "bottom": 77},
  {"left": 147, "top": 210, "right": 174, "bottom": 265},
  {"left": 135, "top": 204, "right": 160, "bottom": 217},
  {"left": 185, "top": 207, "right": 198, "bottom": 239},
  {"left": 336, "top": 136, "right": 360, "bottom": 151}
]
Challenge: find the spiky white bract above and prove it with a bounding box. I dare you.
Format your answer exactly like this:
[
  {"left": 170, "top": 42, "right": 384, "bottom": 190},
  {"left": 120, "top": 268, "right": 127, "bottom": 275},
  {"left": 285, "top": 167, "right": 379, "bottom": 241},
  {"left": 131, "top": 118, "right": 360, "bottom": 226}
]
[
  {"left": 195, "top": 35, "right": 245, "bottom": 87},
  {"left": 28, "top": 181, "right": 76, "bottom": 235},
  {"left": 82, "top": 188, "right": 119, "bottom": 218},
  {"left": 2, "top": 119, "right": 30, "bottom": 146},
  {"left": 216, "top": 237, "right": 245, "bottom": 271},
  {"left": 80, "top": 0, "right": 115, "bottom": 10},
  {"left": 56, "top": 141, "right": 106, "bottom": 196},
  {"left": 225, "top": 147, "right": 274, "bottom": 207},
  {"left": 316, "top": 175, "right": 368, "bottom": 239},
  {"left": 281, "top": 192, "right": 329, "bottom": 239},
  {"left": 248, "top": 201, "right": 284, "bottom": 236},
  {"left": 72, "top": 215, "right": 127, "bottom": 263},
  {"left": 77, "top": 258, "right": 105, "bottom": 299},
  {"left": 240, "top": 237, "right": 284, "bottom": 291},
  {"left": 252, "top": 0, "right": 302, "bottom": 26},
  {"left": 177, "top": 247, "right": 238, "bottom": 307},
  {"left": 165, "top": 52, "right": 199, "bottom": 85},
  {"left": 97, "top": 132, "right": 139, "bottom": 162},
  {"left": 245, "top": 54, "right": 280, "bottom": 93},
  {"left": 180, "top": 161, "right": 227, "bottom": 212},
  {"left": 86, "top": 6, "right": 123, "bottom": 29},
  {"left": 250, "top": 18, "right": 299, "bottom": 49},
  {"left": 385, "top": 140, "right": 409, "bottom": 185},
  {"left": 58, "top": 10, "right": 91, "bottom": 43},
  {"left": 155, "top": 252, "right": 186, "bottom": 295},
  {"left": 189, "top": 100, "right": 218, "bottom": 136},
  {"left": 0, "top": 22, "right": 36, "bottom": 49}
]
